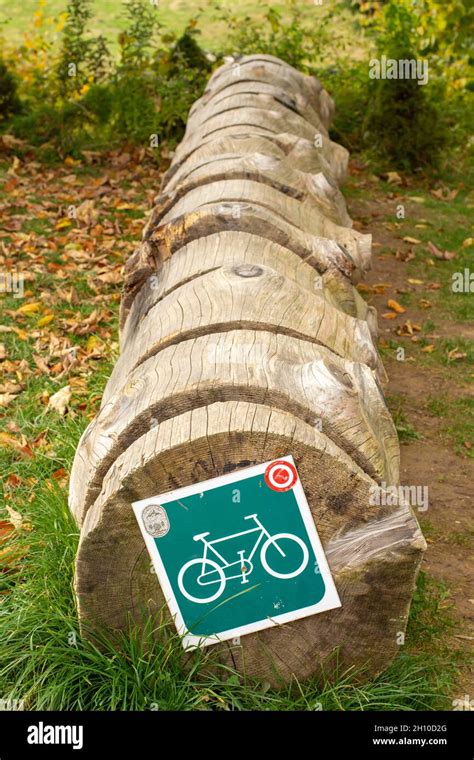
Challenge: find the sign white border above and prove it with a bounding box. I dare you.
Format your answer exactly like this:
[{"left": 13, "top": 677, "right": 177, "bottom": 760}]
[{"left": 132, "top": 455, "right": 341, "bottom": 649}]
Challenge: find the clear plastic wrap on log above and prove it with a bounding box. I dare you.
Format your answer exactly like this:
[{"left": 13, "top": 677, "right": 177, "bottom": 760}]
[{"left": 70, "top": 54, "right": 426, "bottom": 685}]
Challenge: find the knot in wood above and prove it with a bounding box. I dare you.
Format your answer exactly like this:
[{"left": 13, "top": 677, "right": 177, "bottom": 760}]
[{"left": 232, "top": 264, "right": 264, "bottom": 278}]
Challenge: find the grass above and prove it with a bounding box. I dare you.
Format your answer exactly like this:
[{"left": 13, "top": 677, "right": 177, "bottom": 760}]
[
  {"left": 0, "top": 0, "right": 331, "bottom": 50},
  {"left": 386, "top": 394, "right": 422, "bottom": 444},
  {"left": 425, "top": 394, "right": 474, "bottom": 458}
]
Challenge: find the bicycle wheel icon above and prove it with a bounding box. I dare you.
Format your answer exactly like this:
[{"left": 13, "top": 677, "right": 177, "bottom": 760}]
[
  {"left": 260, "top": 533, "right": 309, "bottom": 579},
  {"left": 178, "top": 558, "right": 226, "bottom": 604}
]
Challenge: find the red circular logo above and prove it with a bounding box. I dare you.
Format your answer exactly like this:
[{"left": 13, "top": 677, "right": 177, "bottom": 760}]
[{"left": 264, "top": 460, "right": 298, "bottom": 492}]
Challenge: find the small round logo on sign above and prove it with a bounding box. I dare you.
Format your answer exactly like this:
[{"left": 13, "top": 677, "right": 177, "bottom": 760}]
[
  {"left": 142, "top": 504, "right": 170, "bottom": 538},
  {"left": 264, "top": 460, "right": 298, "bottom": 492}
]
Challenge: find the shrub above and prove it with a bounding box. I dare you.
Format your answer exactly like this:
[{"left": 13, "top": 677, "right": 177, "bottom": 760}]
[
  {"left": 362, "top": 0, "right": 449, "bottom": 171},
  {"left": 57, "top": 0, "right": 110, "bottom": 97},
  {"left": 0, "top": 60, "right": 21, "bottom": 121},
  {"left": 214, "top": 0, "right": 328, "bottom": 73}
]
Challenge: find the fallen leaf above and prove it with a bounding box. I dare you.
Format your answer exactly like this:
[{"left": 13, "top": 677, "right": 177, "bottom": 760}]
[
  {"left": 37, "top": 314, "right": 55, "bottom": 328},
  {"left": 382, "top": 312, "right": 397, "bottom": 319},
  {"left": 395, "top": 249, "right": 415, "bottom": 262},
  {"left": 427, "top": 240, "right": 456, "bottom": 260},
  {"left": 0, "top": 343, "right": 6, "bottom": 360},
  {"left": 0, "top": 382, "right": 22, "bottom": 394},
  {"left": 0, "top": 393, "right": 18, "bottom": 407},
  {"left": 0, "top": 432, "right": 23, "bottom": 451},
  {"left": 403, "top": 236, "right": 422, "bottom": 244},
  {"left": 430, "top": 187, "right": 459, "bottom": 202},
  {"left": 5, "top": 505, "right": 31, "bottom": 532},
  {"left": 17, "top": 302, "right": 41, "bottom": 315},
  {"left": 396, "top": 320, "right": 422, "bottom": 336},
  {"left": 356, "top": 283, "right": 373, "bottom": 293},
  {"left": 47, "top": 385, "right": 71, "bottom": 416},
  {"left": 418, "top": 299, "right": 432, "bottom": 309},
  {"left": 462, "top": 237, "right": 473, "bottom": 248},
  {"left": 385, "top": 171, "right": 402, "bottom": 185},
  {"left": 408, "top": 278, "right": 424, "bottom": 285},
  {"left": 33, "top": 354, "right": 50, "bottom": 374},
  {"left": 372, "top": 282, "right": 392, "bottom": 294},
  {"left": 55, "top": 218, "right": 73, "bottom": 231},
  {"left": 387, "top": 299, "right": 406, "bottom": 314},
  {"left": 421, "top": 344, "right": 436, "bottom": 353},
  {"left": 447, "top": 348, "right": 467, "bottom": 361}
]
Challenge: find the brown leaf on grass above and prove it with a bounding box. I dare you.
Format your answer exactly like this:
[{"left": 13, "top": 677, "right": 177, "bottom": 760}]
[
  {"left": 427, "top": 241, "right": 456, "bottom": 260},
  {"left": 387, "top": 299, "right": 406, "bottom": 314},
  {"left": 384, "top": 171, "right": 403, "bottom": 185},
  {"left": 382, "top": 312, "right": 397, "bottom": 320},
  {"left": 396, "top": 320, "right": 422, "bottom": 336},
  {"left": 418, "top": 299, "right": 432, "bottom": 309},
  {"left": 356, "top": 283, "right": 373, "bottom": 293},
  {"left": 47, "top": 385, "right": 71, "bottom": 416},
  {"left": 94, "top": 269, "right": 122, "bottom": 285},
  {"left": 0, "top": 393, "right": 19, "bottom": 407},
  {"left": 403, "top": 236, "right": 422, "bottom": 245},
  {"left": 5, "top": 506, "right": 32, "bottom": 532},
  {"left": 75, "top": 199, "right": 99, "bottom": 228},
  {"left": 430, "top": 187, "right": 459, "bottom": 202},
  {"left": 0, "top": 383, "right": 22, "bottom": 395},
  {"left": 0, "top": 520, "right": 14, "bottom": 540},
  {"left": 0, "top": 432, "right": 23, "bottom": 450},
  {"left": 0, "top": 343, "right": 6, "bottom": 360},
  {"left": 395, "top": 249, "right": 415, "bottom": 262},
  {"left": 52, "top": 467, "right": 69, "bottom": 487},
  {"left": 0, "top": 431, "right": 33, "bottom": 457},
  {"left": 0, "top": 134, "right": 27, "bottom": 151},
  {"left": 421, "top": 344, "right": 436, "bottom": 353},
  {"left": 372, "top": 282, "right": 392, "bottom": 294},
  {"left": 33, "top": 354, "right": 51, "bottom": 375},
  {"left": 447, "top": 348, "right": 467, "bottom": 361}
]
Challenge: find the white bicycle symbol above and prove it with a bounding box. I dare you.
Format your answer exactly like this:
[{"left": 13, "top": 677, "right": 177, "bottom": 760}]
[{"left": 177, "top": 513, "right": 309, "bottom": 604}]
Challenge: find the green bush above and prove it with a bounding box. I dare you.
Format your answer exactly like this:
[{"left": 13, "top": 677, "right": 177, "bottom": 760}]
[
  {"left": 0, "top": 59, "right": 21, "bottom": 121},
  {"left": 362, "top": 0, "right": 449, "bottom": 171},
  {"left": 57, "top": 0, "right": 110, "bottom": 97},
  {"left": 214, "top": 0, "right": 328, "bottom": 73}
]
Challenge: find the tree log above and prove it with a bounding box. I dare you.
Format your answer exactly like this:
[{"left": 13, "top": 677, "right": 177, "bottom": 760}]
[{"left": 70, "top": 55, "right": 425, "bottom": 685}]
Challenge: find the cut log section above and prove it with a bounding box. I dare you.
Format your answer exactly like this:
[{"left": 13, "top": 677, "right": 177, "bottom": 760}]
[
  {"left": 161, "top": 132, "right": 347, "bottom": 192},
  {"left": 155, "top": 153, "right": 353, "bottom": 227},
  {"left": 75, "top": 402, "right": 424, "bottom": 684},
  {"left": 69, "top": 330, "right": 399, "bottom": 524},
  {"left": 118, "top": 233, "right": 377, "bottom": 345},
  {"left": 70, "top": 54, "right": 425, "bottom": 685}
]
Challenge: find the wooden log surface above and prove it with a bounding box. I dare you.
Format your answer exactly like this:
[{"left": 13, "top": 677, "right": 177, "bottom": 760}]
[{"left": 70, "top": 55, "right": 425, "bottom": 685}]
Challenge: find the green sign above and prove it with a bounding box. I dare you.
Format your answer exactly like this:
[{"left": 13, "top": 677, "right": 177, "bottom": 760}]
[{"left": 133, "top": 456, "right": 340, "bottom": 648}]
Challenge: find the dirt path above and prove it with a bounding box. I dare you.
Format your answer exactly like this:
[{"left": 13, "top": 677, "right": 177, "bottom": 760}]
[{"left": 348, "top": 170, "right": 474, "bottom": 696}]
